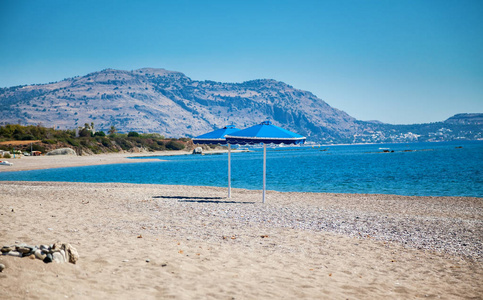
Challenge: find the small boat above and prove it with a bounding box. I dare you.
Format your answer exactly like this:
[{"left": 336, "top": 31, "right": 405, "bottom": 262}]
[{"left": 0, "top": 160, "right": 13, "bottom": 166}]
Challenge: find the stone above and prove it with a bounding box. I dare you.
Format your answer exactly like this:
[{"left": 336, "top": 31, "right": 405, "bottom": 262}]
[
  {"left": 52, "top": 242, "right": 63, "bottom": 251},
  {"left": 1, "top": 246, "right": 14, "bottom": 253},
  {"left": 34, "top": 249, "right": 47, "bottom": 260},
  {"left": 192, "top": 147, "right": 203, "bottom": 154},
  {"left": 16, "top": 245, "right": 34, "bottom": 255},
  {"left": 60, "top": 250, "right": 67, "bottom": 262},
  {"left": 46, "top": 148, "right": 77, "bottom": 156},
  {"left": 62, "top": 244, "right": 79, "bottom": 264},
  {"left": 0, "top": 264, "right": 5, "bottom": 272},
  {"left": 7, "top": 251, "right": 21, "bottom": 257},
  {"left": 52, "top": 252, "right": 65, "bottom": 263},
  {"left": 44, "top": 254, "right": 53, "bottom": 263},
  {"left": 40, "top": 245, "right": 50, "bottom": 251}
]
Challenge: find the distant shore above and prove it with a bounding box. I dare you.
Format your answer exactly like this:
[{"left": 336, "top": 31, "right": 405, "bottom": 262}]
[
  {"left": 0, "top": 181, "right": 481, "bottom": 299},
  {"left": 0, "top": 149, "right": 242, "bottom": 173}
]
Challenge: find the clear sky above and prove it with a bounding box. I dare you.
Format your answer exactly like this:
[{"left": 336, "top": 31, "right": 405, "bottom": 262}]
[{"left": 1, "top": 0, "right": 482, "bottom": 124}]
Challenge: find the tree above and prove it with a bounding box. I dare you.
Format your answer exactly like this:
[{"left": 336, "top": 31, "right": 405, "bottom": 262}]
[{"left": 108, "top": 125, "right": 117, "bottom": 137}]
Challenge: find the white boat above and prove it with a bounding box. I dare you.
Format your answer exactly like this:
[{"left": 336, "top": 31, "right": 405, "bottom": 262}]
[{"left": 0, "top": 160, "right": 13, "bottom": 166}]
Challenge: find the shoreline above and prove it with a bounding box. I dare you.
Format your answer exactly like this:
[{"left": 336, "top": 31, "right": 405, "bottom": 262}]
[
  {"left": 0, "top": 150, "right": 482, "bottom": 298},
  {"left": 0, "top": 149, "right": 241, "bottom": 173},
  {"left": 0, "top": 181, "right": 481, "bottom": 299}
]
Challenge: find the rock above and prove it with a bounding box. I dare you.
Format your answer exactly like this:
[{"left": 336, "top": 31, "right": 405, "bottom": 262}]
[
  {"left": 34, "top": 249, "right": 47, "bottom": 260},
  {"left": 44, "top": 253, "right": 53, "bottom": 263},
  {"left": 16, "top": 245, "right": 34, "bottom": 255},
  {"left": 192, "top": 147, "right": 203, "bottom": 154},
  {"left": 62, "top": 244, "right": 79, "bottom": 264},
  {"left": 7, "top": 251, "right": 21, "bottom": 257},
  {"left": 60, "top": 250, "right": 67, "bottom": 262},
  {"left": 46, "top": 148, "right": 77, "bottom": 156},
  {"left": 40, "top": 245, "right": 50, "bottom": 251},
  {"left": 52, "top": 252, "right": 65, "bottom": 263},
  {"left": 1, "top": 246, "right": 14, "bottom": 253},
  {"left": 52, "top": 242, "right": 63, "bottom": 251},
  {"left": 0, "top": 264, "right": 5, "bottom": 272}
]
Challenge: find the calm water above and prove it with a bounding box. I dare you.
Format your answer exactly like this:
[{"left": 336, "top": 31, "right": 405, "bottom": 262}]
[{"left": 1, "top": 141, "right": 482, "bottom": 197}]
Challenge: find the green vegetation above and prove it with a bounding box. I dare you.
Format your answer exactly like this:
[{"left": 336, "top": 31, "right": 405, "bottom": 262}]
[{"left": 0, "top": 124, "right": 190, "bottom": 155}]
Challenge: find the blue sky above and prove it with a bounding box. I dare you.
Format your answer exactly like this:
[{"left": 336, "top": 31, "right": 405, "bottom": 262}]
[{"left": 1, "top": 0, "right": 482, "bottom": 124}]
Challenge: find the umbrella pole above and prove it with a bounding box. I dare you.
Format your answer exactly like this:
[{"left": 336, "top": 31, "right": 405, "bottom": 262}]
[
  {"left": 263, "top": 143, "right": 266, "bottom": 203},
  {"left": 228, "top": 144, "right": 231, "bottom": 198}
]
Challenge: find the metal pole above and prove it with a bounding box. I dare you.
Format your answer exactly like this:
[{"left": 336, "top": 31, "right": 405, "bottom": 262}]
[
  {"left": 228, "top": 143, "right": 231, "bottom": 198},
  {"left": 263, "top": 143, "right": 266, "bottom": 203}
]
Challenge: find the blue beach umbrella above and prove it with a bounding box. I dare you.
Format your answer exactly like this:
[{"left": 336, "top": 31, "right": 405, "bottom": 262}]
[
  {"left": 192, "top": 125, "right": 240, "bottom": 198},
  {"left": 225, "top": 120, "right": 306, "bottom": 203}
]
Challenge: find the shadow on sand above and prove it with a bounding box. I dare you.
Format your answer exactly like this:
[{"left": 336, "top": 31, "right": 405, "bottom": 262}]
[{"left": 153, "top": 195, "right": 255, "bottom": 204}]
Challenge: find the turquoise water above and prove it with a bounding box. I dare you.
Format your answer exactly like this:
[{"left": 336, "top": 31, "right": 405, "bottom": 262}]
[{"left": 1, "top": 141, "right": 482, "bottom": 197}]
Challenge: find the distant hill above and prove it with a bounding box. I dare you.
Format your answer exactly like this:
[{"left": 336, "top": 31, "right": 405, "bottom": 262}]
[
  {"left": 444, "top": 113, "right": 483, "bottom": 125},
  {"left": 0, "top": 68, "right": 481, "bottom": 143}
]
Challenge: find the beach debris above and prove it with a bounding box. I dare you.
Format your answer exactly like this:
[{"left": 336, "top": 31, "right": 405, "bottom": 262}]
[
  {"left": 0, "top": 264, "right": 5, "bottom": 272},
  {"left": 1, "top": 243, "right": 79, "bottom": 264},
  {"left": 137, "top": 234, "right": 143, "bottom": 238},
  {"left": 260, "top": 235, "right": 269, "bottom": 238}
]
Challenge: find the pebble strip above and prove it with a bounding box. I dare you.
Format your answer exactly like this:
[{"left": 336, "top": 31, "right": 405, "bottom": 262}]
[
  {"left": 124, "top": 194, "right": 482, "bottom": 261},
  {"left": 1, "top": 242, "right": 79, "bottom": 265}
]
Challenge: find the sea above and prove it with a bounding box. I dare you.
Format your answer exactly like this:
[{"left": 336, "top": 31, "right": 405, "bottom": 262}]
[{"left": 1, "top": 141, "right": 482, "bottom": 197}]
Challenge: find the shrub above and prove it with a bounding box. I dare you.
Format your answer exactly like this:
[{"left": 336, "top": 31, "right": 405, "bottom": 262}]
[
  {"left": 3, "top": 153, "right": 11, "bottom": 158},
  {"left": 66, "top": 138, "right": 80, "bottom": 147},
  {"left": 128, "top": 131, "right": 140, "bottom": 137},
  {"left": 42, "top": 139, "right": 57, "bottom": 144},
  {"left": 94, "top": 131, "right": 106, "bottom": 137},
  {"left": 166, "top": 140, "right": 185, "bottom": 150},
  {"left": 31, "top": 144, "right": 45, "bottom": 152},
  {"left": 99, "top": 138, "right": 111, "bottom": 147}
]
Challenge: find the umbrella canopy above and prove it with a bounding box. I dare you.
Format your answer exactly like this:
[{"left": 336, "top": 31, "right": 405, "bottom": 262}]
[
  {"left": 192, "top": 125, "right": 240, "bottom": 145},
  {"left": 225, "top": 121, "right": 306, "bottom": 203},
  {"left": 224, "top": 121, "right": 305, "bottom": 145},
  {"left": 192, "top": 125, "right": 240, "bottom": 198}
]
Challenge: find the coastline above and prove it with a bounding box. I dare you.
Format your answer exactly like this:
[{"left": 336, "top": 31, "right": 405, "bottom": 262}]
[
  {"left": 0, "top": 180, "right": 482, "bottom": 299},
  {"left": 0, "top": 149, "right": 238, "bottom": 173},
  {"left": 0, "top": 151, "right": 481, "bottom": 298}
]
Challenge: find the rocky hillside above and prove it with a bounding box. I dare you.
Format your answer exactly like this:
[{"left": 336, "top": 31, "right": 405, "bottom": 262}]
[
  {"left": 0, "top": 68, "right": 481, "bottom": 143},
  {"left": 0, "top": 68, "right": 366, "bottom": 143},
  {"left": 444, "top": 113, "right": 483, "bottom": 125}
]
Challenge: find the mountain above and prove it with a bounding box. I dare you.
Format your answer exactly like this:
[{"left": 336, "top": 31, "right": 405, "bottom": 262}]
[
  {"left": 0, "top": 68, "right": 481, "bottom": 143},
  {"left": 444, "top": 113, "right": 483, "bottom": 125}
]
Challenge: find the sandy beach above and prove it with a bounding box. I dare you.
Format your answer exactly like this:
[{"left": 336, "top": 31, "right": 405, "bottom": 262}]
[
  {"left": 0, "top": 150, "right": 196, "bottom": 172},
  {"left": 0, "top": 153, "right": 482, "bottom": 299}
]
